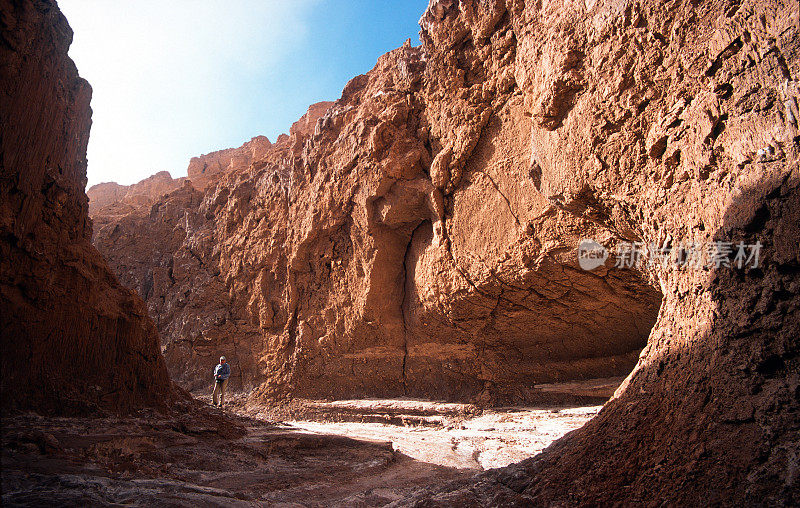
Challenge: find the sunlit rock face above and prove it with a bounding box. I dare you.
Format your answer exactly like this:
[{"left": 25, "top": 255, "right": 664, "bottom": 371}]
[
  {"left": 186, "top": 135, "right": 273, "bottom": 191},
  {"left": 6, "top": 0, "right": 796, "bottom": 502},
  {"left": 0, "top": 0, "right": 172, "bottom": 414},
  {"left": 92, "top": 35, "right": 661, "bottom": 401},
  {"left": 87, "top": 171, "right": 187, "bottom": 216},
  {"left": 86, "top": 0, "right": 798, "bottom": 502}
]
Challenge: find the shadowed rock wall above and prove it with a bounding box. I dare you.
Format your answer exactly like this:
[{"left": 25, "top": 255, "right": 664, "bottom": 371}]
[{"left": 0, "top": 0, "right": 172, "bottom": 413}]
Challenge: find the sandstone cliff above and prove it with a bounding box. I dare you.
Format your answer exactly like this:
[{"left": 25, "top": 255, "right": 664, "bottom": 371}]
[
  {"left": 0, "top": 0, "right": 172, "bottom": 413},
  {"left": 43, "top": 0, "right": 799, "bottom": 501},
  {"left": 186, "top": 135, "right": 272, "bottom": 191},
  {"left": 289, "top": 100, "right": 335, "bottom": 137},
  {"left": 87, "top": 170, "right": 187, "bottom": 216},
  {"left": 397, "top": 0, "right": 799, "bottom": 504},
  {"left": 93, "top": 39, "right": 661, "bottom": 402},
  {"left": 90, "top": 0, "right": 798, "bottom": 502}
]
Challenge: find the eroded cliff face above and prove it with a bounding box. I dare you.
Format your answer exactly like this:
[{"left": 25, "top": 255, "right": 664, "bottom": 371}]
[
  {"left": 187, "top": 135, "right": 273, "bottom": 191},
  {"left": 93, "top": 29, "right": 661, "bottom": 402},
  {"left": 87, "top": 170, "right": 187, "bottom": 216},
  {"left": 399, "top": 0, "right": 799, "bottom": 504},
  {"left": 0, "top": 0, "right": 172, "bottom": 413},
  {"left": 267, "top": 39, "right": 661, "bottom": 404},
  {"left": 86, "top": 0, "right": 798, "bottom": 501}
]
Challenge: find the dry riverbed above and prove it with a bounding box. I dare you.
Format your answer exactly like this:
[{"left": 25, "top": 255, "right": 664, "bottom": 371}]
[
  {"left": 3, "top": 396, "right": 601, "bottom": 506},
  {"left": 239, "top": 398, "right": 601, "bottom": 471}
]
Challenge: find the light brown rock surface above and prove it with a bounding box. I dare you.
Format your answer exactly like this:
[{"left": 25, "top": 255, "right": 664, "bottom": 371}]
[
  {"left": 4, "top": 0, "right": 798, "bottom": 504},
  {"left": 91, "top": 0, "right": 799, "bottom": 503},
  {"left": 0, "top": 0, "right": 172, "bottom": 413},
  {"left": 93, "top": 46, "right": 661, "bottom": 402},
  {"left": 186, "top": 135, "right": 272, "bottom": 191},
  {"left": 6, "top": 399, "right": 574, "bottom": 506},
  {"left": 289, "top": 100, "right": 334, "bottom": 137},
  {"left": 397, "top": 0, "right": 800, "bottom": 504},
  {"left": 87, "top": 170, "right": 187, "bottom": 216}
]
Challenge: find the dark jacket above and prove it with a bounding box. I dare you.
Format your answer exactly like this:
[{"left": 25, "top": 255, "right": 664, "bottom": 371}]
[{"left": 214, "top": 362, "right": 231, "bottom": 380}]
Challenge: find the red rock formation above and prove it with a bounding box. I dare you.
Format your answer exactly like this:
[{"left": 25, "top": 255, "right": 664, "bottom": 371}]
[
  {"left": 85, "top": 0, "right": 798, "bottom": 502},
  {"left": 398, "top": 0, "right": 799, "bottom": 504},
  {"left": 289, "top": 101, "right": 334, "bottom": 137},
  {"left": 87, "top": 170, "right": 187, "bottom": 216},
  {"left": 186, "top": 135, "right": 272, "bottom": 191},
  {"left": 93, "top": 39, "right": 661, "bottom": 403},
  {"left": 0, "top": 0, "right": 172, "bottom": 414}
]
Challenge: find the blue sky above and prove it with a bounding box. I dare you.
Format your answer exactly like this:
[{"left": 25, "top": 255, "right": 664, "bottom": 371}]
[{"left": 59, "top": 1, "right": 428, "bottom": 187}]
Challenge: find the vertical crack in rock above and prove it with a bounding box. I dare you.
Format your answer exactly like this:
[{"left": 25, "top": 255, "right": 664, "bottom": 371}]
[
  {"left": 400, "top": 220, "right": 430, "bottom": 395},
  {"left": 400, "top": 236, "right": 412, "bottom": 395}
]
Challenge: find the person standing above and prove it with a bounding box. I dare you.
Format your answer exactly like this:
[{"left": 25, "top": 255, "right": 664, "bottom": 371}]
[{"left": 212, "top": 356, "right": 231, "bottom": 406}]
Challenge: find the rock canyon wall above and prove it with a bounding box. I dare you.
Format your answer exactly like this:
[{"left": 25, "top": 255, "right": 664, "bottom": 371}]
[
  {"left": 92, "top": 47, "right": 662, "bottom": 402},
  {"left": 0, "top": 0, "right": 172, "bottom": 413},
  {"left": 90, "top": 0, "right": 799, "bottom": 502},
  {"left": 187, "top": 135, "right": 273, "bottom": 191},
  {"left": 398, "top": 0, "right": 799, "bottom": 504},
  {"left": 87, "top": 170, "right": 187, "bottom": 216},
  {"left": 3, "top": 0, "right": 796, "bottom": 503}
]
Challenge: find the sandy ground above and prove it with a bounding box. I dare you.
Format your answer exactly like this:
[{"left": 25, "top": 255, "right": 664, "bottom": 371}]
[
  {"left": 2, "top": 396, "right": 601, "bottom": 506},
  {"left": 288, "top": 405, "right": 600, "bottom": 470}
]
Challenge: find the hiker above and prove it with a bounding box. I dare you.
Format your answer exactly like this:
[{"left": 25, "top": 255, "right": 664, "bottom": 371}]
[{"left": 212, "top": 356, "right": 231, "bottom": 406}]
